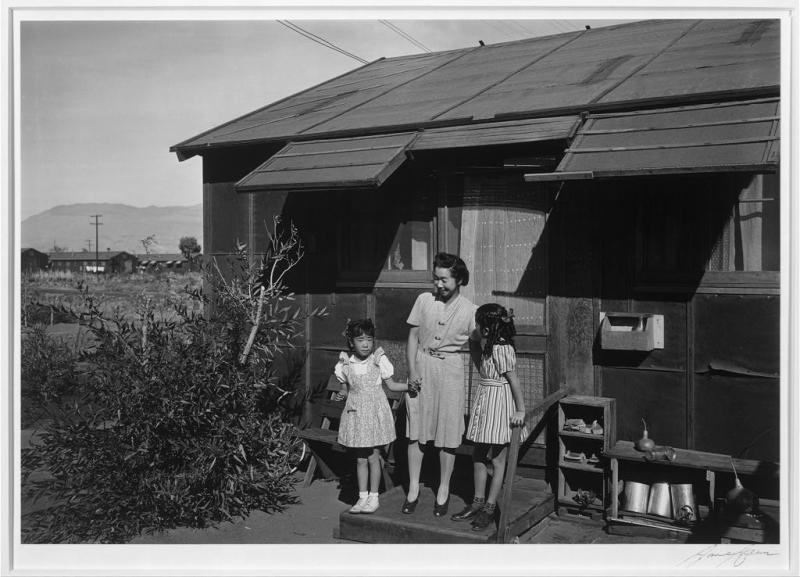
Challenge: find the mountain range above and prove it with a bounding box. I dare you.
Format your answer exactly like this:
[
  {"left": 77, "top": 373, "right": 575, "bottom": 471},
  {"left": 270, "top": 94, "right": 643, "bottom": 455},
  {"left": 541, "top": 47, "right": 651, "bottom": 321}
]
[{"left": 21, "top": 203, "right": 203, "bottom": 255}]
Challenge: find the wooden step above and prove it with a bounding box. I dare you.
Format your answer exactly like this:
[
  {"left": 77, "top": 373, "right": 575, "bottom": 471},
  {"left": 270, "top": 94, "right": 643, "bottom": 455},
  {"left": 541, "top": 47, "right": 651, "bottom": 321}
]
[{"left": 337, "top": 478, "right": 554, "bottom": 544}]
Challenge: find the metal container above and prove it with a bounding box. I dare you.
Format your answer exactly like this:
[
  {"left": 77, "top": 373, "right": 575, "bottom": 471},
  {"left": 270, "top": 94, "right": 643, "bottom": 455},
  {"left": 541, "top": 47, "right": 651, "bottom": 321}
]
[
  {"left": 647, "top": 482, "right": 672, "bottom": 518},
  {"left": 622, "top": 480, "right": 649, "bottom": 513},
  {"left": 671, "top": 483, "right": 697, "bottom": 524}
]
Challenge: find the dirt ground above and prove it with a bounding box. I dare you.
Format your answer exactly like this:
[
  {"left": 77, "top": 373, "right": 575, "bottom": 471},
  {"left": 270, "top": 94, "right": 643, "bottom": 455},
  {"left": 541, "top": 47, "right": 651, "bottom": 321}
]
[{"left": 131, "top": 473, "right": 349, "bottom": 545}]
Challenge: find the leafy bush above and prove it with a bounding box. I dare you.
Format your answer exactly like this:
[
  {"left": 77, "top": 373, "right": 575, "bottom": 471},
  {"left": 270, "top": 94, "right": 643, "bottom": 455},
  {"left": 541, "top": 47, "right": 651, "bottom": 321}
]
[
  {"left": 21, "top": 219, "right": 324, "bottom": 543},
  {"left": 20, "top": 325, "right": 79, "bottom": 427}
]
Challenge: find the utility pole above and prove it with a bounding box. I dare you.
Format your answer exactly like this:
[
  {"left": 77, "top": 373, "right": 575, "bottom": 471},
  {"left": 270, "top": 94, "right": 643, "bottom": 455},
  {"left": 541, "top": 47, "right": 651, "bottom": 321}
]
[{"left": 89, "top": 215, "right": 103, "bottom": 274}]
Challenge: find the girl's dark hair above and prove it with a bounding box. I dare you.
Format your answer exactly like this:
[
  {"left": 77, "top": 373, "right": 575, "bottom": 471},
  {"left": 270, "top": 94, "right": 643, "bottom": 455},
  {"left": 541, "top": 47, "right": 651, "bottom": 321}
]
[
  {"left": 475, "top": 303, "right": 516, "bottom": 357},
  {"left": 344, "top": 318, "right": 375, "bottom": 350},
  {"left": 433, "top": 252, "right": 470, "bottom": 286}
]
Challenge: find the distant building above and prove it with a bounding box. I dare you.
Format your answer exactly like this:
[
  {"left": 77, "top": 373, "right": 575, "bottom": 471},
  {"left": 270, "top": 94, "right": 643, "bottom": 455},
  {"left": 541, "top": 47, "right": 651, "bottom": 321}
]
[
  {"left": 21, "top": 248, "right": 49, "bottom": 273},
  {"left": 136, "top": 253, "right": 194, "bottom": 272},
  {"left": 48, "top": 251, "right": 138, "bottom": 274}
]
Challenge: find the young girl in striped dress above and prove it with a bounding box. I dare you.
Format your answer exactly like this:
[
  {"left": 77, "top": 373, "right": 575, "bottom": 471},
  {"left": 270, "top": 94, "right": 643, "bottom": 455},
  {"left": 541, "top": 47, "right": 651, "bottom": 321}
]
[{"left": 451, "top": 303, "right": 528, "bottom": 531}]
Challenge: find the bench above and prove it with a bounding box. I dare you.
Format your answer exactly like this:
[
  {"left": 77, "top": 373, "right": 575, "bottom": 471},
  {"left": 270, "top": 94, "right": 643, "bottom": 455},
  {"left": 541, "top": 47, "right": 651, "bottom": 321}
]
[{"left": 297, "top": 375, "right": 403, "bottom": 490}]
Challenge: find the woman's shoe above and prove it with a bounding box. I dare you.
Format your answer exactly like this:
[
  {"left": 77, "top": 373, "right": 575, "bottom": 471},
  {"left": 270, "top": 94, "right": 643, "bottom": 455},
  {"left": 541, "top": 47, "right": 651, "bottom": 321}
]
[
  {"left": 451, "top": 501, "right": 483, "bottom": 522},
  {"left": 471, "top": 506, "right": 497, "bottom": 531},
  {"left": 433, "top": 495, "right": 450, "bottom": 517},
  {"left": 401, "top": 497, "right": 418, "bottom": 514}
]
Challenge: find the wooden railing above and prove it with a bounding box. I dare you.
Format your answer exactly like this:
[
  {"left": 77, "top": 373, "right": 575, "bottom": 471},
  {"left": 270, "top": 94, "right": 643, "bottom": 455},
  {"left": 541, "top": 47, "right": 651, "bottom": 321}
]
[{"left": 496, "top": 387, "right": 569, "bottom": 544}]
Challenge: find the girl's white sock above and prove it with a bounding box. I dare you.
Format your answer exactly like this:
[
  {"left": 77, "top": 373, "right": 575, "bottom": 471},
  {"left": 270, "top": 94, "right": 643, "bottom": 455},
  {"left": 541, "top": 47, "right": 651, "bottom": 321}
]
[
  {"left": 368, "top": 492, "right": 379, "bottom": 498},
  {"left": 359, "top": 491, "right": 368, "bottom": 499}
]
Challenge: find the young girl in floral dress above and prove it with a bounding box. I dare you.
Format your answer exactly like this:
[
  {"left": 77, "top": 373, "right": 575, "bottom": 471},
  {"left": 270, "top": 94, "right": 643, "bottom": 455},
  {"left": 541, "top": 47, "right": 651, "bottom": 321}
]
[
  {"left": 334, "top": 319, "right": 418, "bottom": 514},
  {"left": 451, "top": 303, "right": 528, "bottom": 531}
]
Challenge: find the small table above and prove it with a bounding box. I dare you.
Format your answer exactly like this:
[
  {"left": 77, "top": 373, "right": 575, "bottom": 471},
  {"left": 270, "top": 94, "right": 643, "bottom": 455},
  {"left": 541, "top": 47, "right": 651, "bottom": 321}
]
[{"left": 604, "top": 441, "right": 778, "bottom": 541}]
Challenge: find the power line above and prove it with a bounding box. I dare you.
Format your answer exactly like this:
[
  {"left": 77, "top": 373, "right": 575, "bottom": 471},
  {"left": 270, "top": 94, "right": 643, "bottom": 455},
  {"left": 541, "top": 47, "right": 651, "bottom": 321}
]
[
  {"left": 379, "top": 20, "right": 432, "bottom": 53},
  {"left": 279, "top": 20, "right": 368, "bottom": 64},
  {"left": 278, "top": 21, "right": 369, "bottom": 64}
]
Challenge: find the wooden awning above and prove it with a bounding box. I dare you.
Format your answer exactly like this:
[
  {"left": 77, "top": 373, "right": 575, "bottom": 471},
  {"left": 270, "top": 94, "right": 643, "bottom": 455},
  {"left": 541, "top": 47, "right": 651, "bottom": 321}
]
[
  {"left": 409, "top": 116, "right": 580, "bottom": 151},
  {"left": 236, "top": 132, "right": 419, "bottom": 192},
  {"left": 524, "top": 98, "right": 780, "bottom": 182}
]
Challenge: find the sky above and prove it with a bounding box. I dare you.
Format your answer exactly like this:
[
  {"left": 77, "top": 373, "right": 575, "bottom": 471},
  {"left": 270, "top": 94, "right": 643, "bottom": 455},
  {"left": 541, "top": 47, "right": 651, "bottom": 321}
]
[{"left": 19, "top": 17, "right": 630, "bottom": 219}]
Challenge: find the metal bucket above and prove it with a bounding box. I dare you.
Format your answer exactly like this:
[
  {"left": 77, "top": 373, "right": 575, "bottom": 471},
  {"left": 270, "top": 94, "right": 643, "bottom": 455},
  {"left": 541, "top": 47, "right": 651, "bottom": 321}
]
[
  {"left": 671, "top": 483, "right": 697, "bottom": 524},
  {"left": 647, "top": 482, "right": 672, "bottom": 518},
  {"left": 622, "top": 480, "right": 649, "bottom": 513}
]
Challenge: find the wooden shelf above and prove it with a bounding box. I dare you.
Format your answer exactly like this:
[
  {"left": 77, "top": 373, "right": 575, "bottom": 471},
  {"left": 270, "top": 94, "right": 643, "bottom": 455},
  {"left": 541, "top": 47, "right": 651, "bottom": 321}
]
[
  {"left": 559, "top": 430, "right": 605, "bottom": 440},
  {"left": 558, "top": 497, "right": 603, "bottom": 509},
  {"left": 605, "top": 440, "right": 778, "bottom": 478},
  {"left": 559, "top": 461, "right": 604, "bottom": 473},
  {"left": 606, "top": 515, "right": 692, "bottom": 535},
  {"left": 557, "top": 396, "right": 616, "bottom": 519}
]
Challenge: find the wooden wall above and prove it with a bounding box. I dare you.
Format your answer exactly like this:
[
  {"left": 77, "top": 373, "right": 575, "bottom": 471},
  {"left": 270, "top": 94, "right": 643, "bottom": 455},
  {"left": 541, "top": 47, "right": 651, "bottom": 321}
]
[
  {"left": 544, "top": 177, "right": 779, "bottom": 464},
  {"left": 202, "top": 147, "right": 780, "bottom": 472}
]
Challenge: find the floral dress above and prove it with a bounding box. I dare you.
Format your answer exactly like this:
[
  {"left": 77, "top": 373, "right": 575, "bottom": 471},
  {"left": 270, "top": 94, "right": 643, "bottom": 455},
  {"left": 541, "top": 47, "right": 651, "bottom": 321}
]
[
  {"left": 466, "top": 344, "right": 529, "bottom": 445},
  {"left": 335, "top": 348, "right": 396, "bottom": 448}
]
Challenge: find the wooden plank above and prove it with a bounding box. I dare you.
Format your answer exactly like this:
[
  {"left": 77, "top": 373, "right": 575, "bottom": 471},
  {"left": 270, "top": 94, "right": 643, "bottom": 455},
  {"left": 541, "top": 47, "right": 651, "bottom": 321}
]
[
  {"left": 497, "top": 388, "right": 566, "bottom": 542},
  {"left": 506, "top": 493, "right": 556, "bottom": 537},
  {"left": 606, "top": 517, "right": 690, "bottom": 541},
  {"left": 497, "top": 426, "right": 521, "bottom": 543},
  {"left": 605, "top": 440, "right": 779, "bottom": 478},
  {"left": 411, "top": 116, "right": 579, "bottom": 150},
  {"left": 565, "top": 135, "right": 779, "bottom": 154},
  {"left": 524, "top": 171, "right": 594, "bottom": 182},
  {"left": 338, "top": 480, "right": 552, "bottom": 544}
]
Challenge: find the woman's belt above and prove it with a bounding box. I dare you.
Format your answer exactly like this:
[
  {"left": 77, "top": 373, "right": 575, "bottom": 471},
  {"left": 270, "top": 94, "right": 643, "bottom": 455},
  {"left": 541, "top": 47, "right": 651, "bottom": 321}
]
[
  {"left": 421, "top": 347, "right": 459, "bottom": 359},
  {"left": 479, "top": 378, "right": 507, "bottom": 387}
]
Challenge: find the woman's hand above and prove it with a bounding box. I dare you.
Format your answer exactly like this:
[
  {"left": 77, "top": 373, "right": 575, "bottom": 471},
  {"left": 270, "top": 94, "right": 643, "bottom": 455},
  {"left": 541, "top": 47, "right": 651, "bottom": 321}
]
[
  {"left": 407, "top": 375, "right": 422, "bottom": 397},
  {"left": 510, "top": 410, "right": 525, "bottom": 427},
  {"left": 333, "top": 390, "right": 348, "bottom": 401}
]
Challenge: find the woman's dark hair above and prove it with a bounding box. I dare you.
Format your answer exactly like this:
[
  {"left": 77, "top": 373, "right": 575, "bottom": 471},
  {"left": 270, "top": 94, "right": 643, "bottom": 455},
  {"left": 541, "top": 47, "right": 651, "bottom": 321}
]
[
  {"left": 344, "top": 318, "right": 375, "bottom": 350},
  {"left": 475, "top": 303, "right": 516, "bottom": 357},
  {"left": 433, "top": 252, "right": 470, "bottom": 286}
]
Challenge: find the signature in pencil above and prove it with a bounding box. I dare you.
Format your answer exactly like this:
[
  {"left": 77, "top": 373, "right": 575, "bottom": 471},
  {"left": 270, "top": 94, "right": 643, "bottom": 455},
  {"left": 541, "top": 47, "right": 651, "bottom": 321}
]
[{"left": 678, "top": 544, "right": 779, "bottom": 568}]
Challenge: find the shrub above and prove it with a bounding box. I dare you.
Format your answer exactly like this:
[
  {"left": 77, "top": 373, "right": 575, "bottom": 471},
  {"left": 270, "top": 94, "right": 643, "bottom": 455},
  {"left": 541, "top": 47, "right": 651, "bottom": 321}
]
[
  {"left": 21, "top": 219, "right": 324, "bottom": 543},
  {"left": 20, "top": 325, "right": 79, "bottom": 427}
]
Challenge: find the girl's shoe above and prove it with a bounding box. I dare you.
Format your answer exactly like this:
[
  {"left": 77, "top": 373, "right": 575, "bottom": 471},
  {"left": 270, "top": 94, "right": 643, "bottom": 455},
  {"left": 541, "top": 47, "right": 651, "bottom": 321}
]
[
  {"left": 401, "top": 497, "right": 418, "bottom": 514},
  {"left": 361, "top": 494, "right": 380, "bottom": 514},
  {"left": 349, "top": 496, "right": 368, "bottom": 514},
  {"left": 451, "top": 500, "right": 484, "bottom": 521},
  {"left": 471, "top": 506, "right": 497, "bottom": 531},
  {"left": 433, "top": 495, "right": 450, "bottom": 517}
]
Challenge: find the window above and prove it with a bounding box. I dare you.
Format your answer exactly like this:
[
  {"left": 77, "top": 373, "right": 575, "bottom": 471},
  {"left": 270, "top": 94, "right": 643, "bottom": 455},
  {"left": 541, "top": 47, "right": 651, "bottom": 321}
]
[
  {"left": 707, "top": 173, "right": 780, "bottom": 272},
  {"left": 338, "top": 183, "right": 436, "bottom": 285},
  {"left": 456, "top": 174, "right": 548, "bottom": 329},
  {"left": 637, "top": 172, "right": 779, "bottom": 289}
]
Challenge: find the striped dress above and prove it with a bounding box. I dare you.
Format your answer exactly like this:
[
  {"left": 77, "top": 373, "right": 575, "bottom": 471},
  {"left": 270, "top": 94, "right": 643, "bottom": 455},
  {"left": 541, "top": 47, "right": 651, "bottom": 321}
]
[{"left": 466, "top": 344, "right": 528, "bottom": 445}]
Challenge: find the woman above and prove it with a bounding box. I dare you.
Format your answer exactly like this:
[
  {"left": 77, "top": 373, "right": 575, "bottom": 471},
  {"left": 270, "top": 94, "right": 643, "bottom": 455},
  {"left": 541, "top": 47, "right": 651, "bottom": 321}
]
[{"left": 403, "top": 252, "right": 480, "bottom": 516}]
